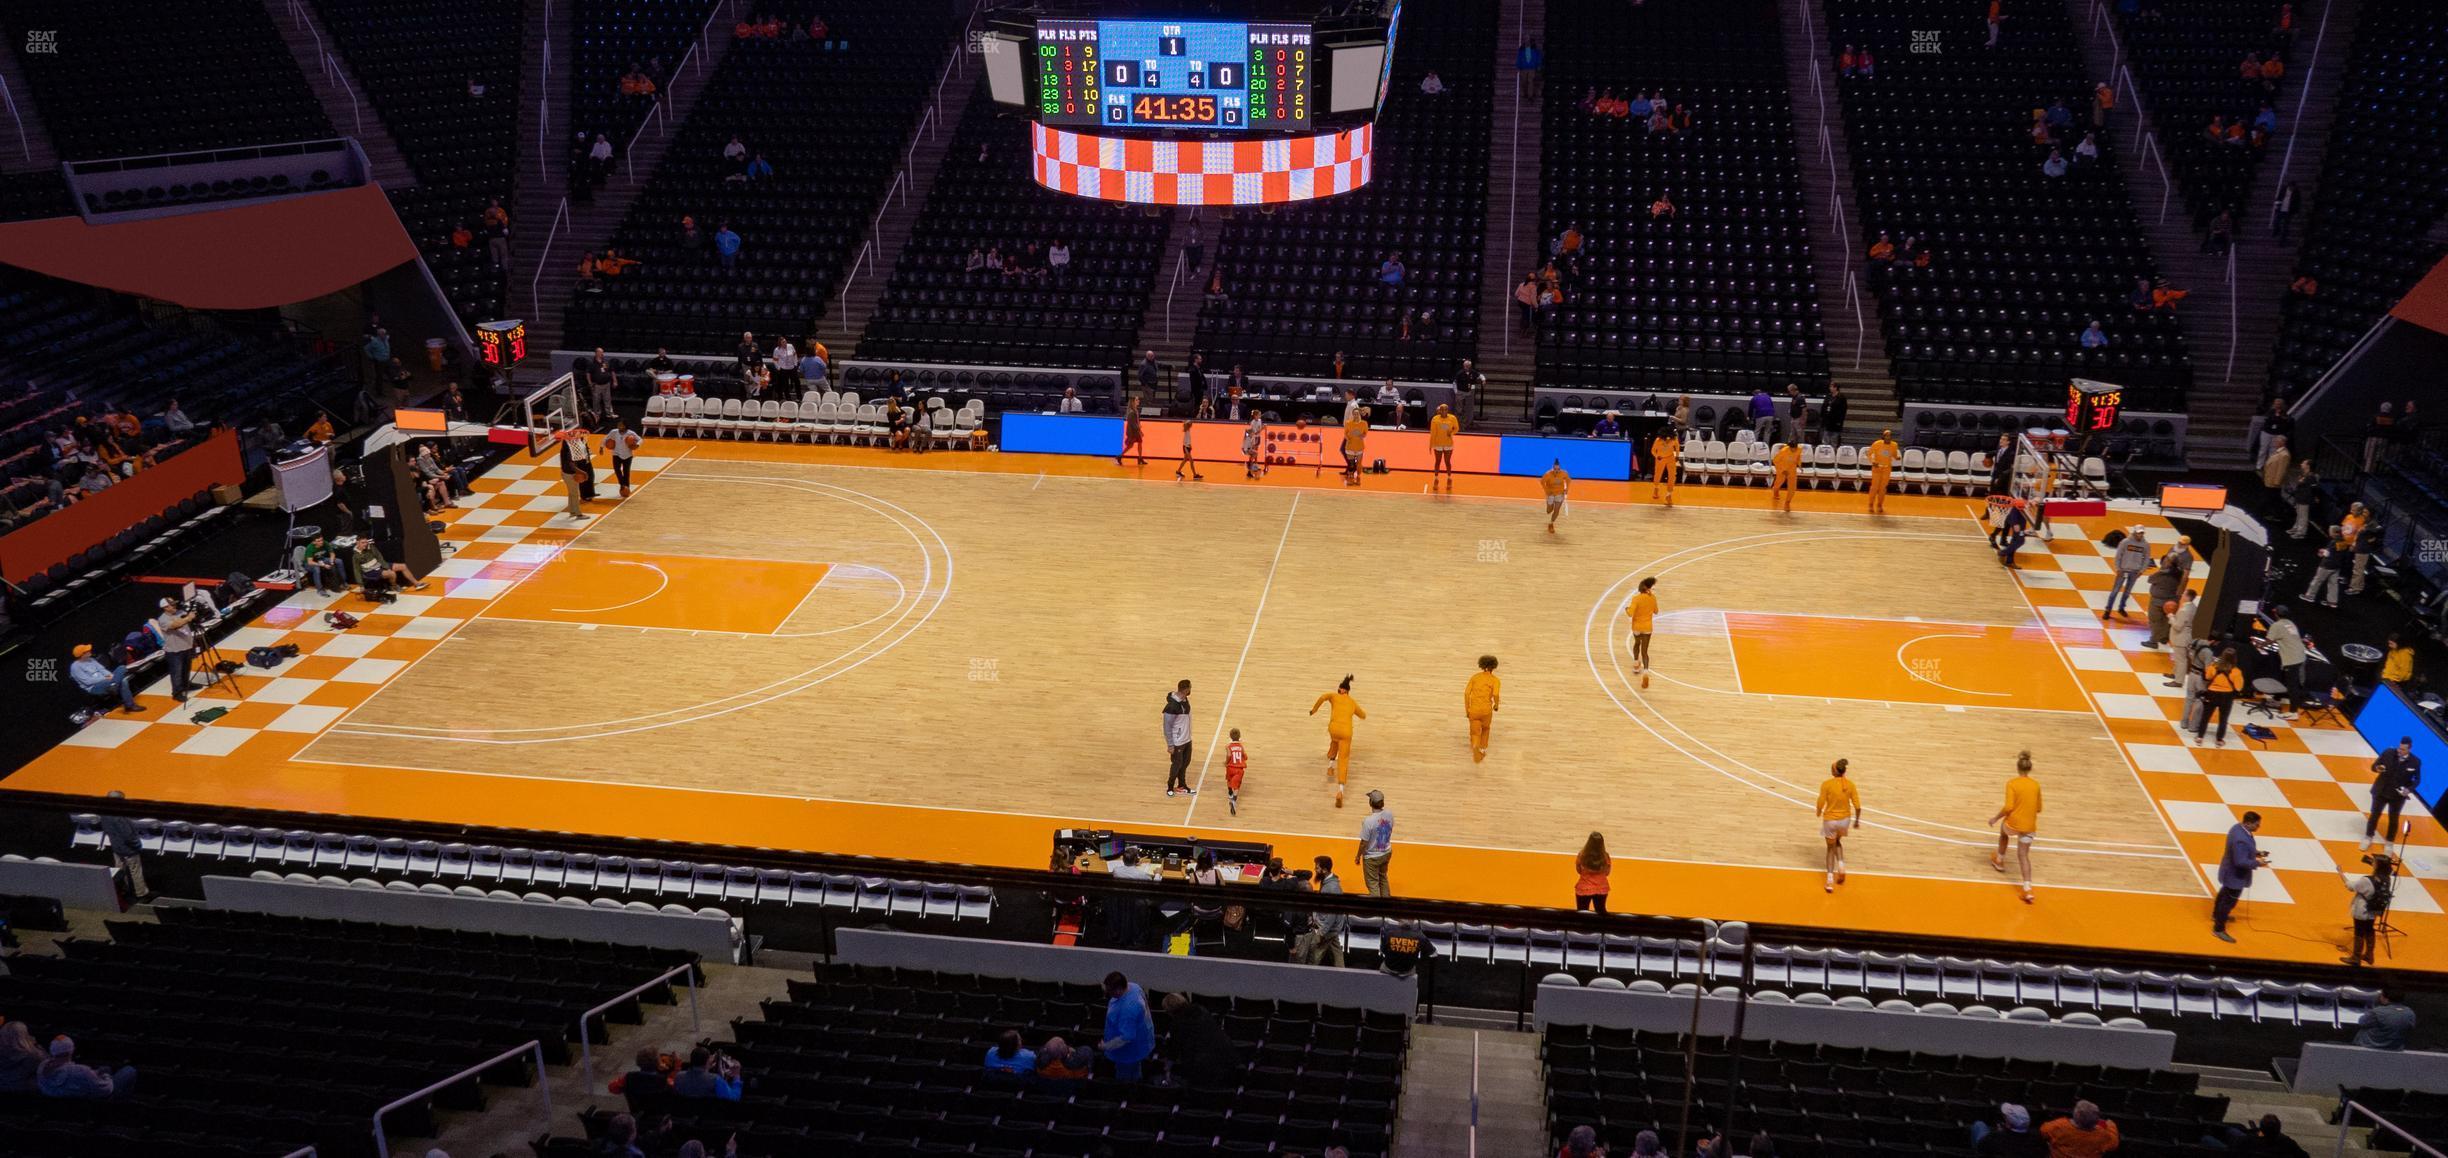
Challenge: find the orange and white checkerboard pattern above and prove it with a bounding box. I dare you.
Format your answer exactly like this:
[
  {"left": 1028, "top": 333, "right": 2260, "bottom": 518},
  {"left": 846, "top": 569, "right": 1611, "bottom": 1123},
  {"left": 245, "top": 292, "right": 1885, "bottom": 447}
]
[
  {"left": 1031, "top": 121, "right": 1373, "bottom": 205},
  {"left": 2006, "top": 513, "right": 2446, "bottom": 916},
  {"left": 55, "top": 453, "right": 674, "bottom": 762}
]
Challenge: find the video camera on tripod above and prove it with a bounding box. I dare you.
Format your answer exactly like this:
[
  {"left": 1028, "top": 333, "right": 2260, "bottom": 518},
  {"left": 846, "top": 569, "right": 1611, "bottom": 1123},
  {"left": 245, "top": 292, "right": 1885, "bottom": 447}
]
[{"left": 2360, "top": 852, "right": 2398, "bottom": 915}]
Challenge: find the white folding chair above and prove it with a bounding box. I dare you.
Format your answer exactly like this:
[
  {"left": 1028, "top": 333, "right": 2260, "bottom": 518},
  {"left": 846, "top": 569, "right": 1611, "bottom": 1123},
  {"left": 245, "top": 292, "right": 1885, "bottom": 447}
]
[
  {"left": 642, "top": 395, "right": 669, "bottom": 437},
  {"left": 1944, "top": 450, "right": 1975, "bottom": 495}
]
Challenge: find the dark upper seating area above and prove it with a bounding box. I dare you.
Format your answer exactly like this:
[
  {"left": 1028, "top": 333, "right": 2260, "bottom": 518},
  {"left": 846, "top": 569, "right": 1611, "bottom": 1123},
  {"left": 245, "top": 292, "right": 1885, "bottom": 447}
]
[
  {"left": 1543, "top": 1027, "right": 2231, "bottom": 1158},
  {"left": 2267, "top": 0, "right": 2448, "bottom": 400},
  {"left": 2114, "top": 0, "right": 2291, "bottom": 234},
  {"left": 567, "top": 0, "right": 722, "bottom": 191},
  {"left": 311, "top": 0, "right": 524, "bottom": 325},
  {"left": 2334, "top": 1089, "right": 2446, "bottom": 1154},
  {"left": 1831, "top": 0, "right": 2189, "bottom": 411},
  {"left": 1188, "top": 0, "right": 1490, "bottom": 382},
  {"left": 855, "top": 84, "right": 1167, "bottom": 371},
  {"left": 563, "top": 0, "right": 958, "bottom": 354},
  {"left": 0, "top": 172, "right": 74, "bottom": 224},
  {"left": 7, "top": 0, "right": 333, "bottom": 161},
  {"left": 1536, "top": 0, "right": 1830, "bottom": 394},
  {"left": 535, "top": 961, "right": 1408, "bottom": 1158},
  {"left": 0, "top": 906, "right": 694, "bottom": 1158}
]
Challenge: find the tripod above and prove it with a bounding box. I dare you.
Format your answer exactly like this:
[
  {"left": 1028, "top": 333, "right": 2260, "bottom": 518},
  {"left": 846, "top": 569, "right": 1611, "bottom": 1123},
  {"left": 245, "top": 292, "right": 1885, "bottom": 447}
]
[{"left": 191, "top": 641, "right": 250, "bottom": 704}]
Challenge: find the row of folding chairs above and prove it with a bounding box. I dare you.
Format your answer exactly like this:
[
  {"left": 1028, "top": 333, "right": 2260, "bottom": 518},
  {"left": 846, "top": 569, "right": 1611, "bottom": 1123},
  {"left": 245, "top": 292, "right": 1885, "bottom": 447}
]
[
  {"left": 641, "top": 395, "right": 985, "bottom": 446},
  {"left": 70, "top": 815, "right": 992, "bottom": 921},
  {"left": 1542, "top": 973, "right": 2152, "bottom": 1029},
  {"left": 244, "top": 869, "right": 743, "bottom": 922},
  {"left": 1340, "top": 919, "right": 2380, "bottom": 1028},
  {"left": 1679, "top": 438, "right": 2000, "bottom": 494}
]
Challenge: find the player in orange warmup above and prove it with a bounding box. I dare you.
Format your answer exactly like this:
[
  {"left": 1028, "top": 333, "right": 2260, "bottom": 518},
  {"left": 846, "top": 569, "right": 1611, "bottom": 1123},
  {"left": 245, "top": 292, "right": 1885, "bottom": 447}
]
[
  {"left": 1310, "top": 675, "right": 1367, "bottom": 807},
  {"left": 1540, "top": 459, "right": 1570, "bottom": 533},
  {"left": 1464, "top": 655, "right": 1501, "bottom": 762},
  {"left": 1865, "top": 428, "right": 1901, "bottom": 515},
  {"left": 1341, "top": 407, "right": 1369, "bottom": 486},
  {"left": 1625, "top": 576, "right": 1659, "bottom": 687},
  {"left": 1428, "top": 404, "right": 1460, "bottom": 485},
  {"left": 1650, "top": 429, "right": 1680, "bottom": 504},
  {"left": 1987, "top": 750, "right": 2043, "bottom": 904},
  {"left": 1769, "top": 441, "right": 1803, "bottom": 511},
  {"left": 1815, "top": 758, "right": 1862, "bottom": 893}
]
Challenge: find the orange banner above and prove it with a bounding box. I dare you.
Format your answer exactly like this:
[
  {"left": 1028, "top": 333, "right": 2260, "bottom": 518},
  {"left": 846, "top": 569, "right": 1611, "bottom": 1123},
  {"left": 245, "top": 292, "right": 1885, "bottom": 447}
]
[
  {"left": 0, "top": 427, "right": 245, "bottom": 583},
  {"left": 1160, "top": 418, "right": 1503, "bottom": 472}
]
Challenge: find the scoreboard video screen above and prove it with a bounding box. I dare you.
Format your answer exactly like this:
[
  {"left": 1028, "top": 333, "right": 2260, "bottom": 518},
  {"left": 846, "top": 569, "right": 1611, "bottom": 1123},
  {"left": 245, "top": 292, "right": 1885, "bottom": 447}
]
[{"left": 1035, "top": 19, "right": 1312, "bottom": 131}]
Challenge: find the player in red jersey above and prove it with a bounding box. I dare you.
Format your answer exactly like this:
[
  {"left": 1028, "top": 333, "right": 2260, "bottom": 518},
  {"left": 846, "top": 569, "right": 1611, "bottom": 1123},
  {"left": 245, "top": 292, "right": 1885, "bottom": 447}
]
[{"left": 1225, "top": 728, "right": 1249, "bottom": 815}]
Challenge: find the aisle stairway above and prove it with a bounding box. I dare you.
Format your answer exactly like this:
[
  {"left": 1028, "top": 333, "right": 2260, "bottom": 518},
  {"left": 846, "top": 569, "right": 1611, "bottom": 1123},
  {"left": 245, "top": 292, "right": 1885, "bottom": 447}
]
[
  {"left": 0, "top": 39, "right": 61, "bottom": 172},
  {"left": 515, "top": 0, "right": 747, "bottom": 379},
  {"left": 1788, "top": 0, "right": 1900, "bottom": 432},
  {"left": 508, "top": 0, "right": 572, "bottom": 343},
  {"left": 1475, "top": 0, "right": 1543, "bottom": 428},
  {"left": 261, "top": 0, "right": 414, "bottom": 190},
  {"left": 1132, "top": 209, "right": 1204, "bottom": 376},
  {"left": 1393, "top": 1022, "right": 1548, "bottom": 1158},
  {"left": 827, "top": 28, "right": 987, "bottom": 358}
]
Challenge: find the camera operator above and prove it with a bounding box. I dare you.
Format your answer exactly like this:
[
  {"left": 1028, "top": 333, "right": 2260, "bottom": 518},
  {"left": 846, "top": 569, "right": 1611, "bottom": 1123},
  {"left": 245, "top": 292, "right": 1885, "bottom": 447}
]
[
  {"left": 2362, "top": 737, "right": 2421, "bottom": 851},
  {"left": 668, "top": 1046, "right": 741, "bottom": 1102},
  {"left": 2344, "top": 853, "right": 2394, "bottom": 968},
  {"left": 150, "top": 598, "right": 199, "bottom": 703}
]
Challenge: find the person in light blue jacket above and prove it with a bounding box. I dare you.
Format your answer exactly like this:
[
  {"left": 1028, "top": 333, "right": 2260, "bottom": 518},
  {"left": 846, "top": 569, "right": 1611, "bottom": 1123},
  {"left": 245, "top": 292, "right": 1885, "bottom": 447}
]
[{"left": 1098, "top": 971, "right": 1155, "bottom": 1081}]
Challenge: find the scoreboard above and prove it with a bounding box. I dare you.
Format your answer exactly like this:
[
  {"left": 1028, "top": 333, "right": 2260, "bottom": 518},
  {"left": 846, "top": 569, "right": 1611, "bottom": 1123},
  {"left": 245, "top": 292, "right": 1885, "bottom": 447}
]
[{"left": 1036, "top": 19, "right": 1311, "bottom": 131}]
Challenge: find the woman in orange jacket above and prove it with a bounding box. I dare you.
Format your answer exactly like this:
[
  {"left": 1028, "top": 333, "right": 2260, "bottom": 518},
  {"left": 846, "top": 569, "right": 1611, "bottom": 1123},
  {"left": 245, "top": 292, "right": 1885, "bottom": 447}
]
[{"left": 1311, "top": 675, "right": 1367, "bottom": 806}]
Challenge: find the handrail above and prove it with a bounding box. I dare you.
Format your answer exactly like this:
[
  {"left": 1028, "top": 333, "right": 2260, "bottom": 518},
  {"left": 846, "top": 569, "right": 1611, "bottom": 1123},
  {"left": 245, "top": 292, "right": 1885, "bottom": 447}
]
[
  {"left": 1164, "top": 248, "right": 1186, "bottom": 342},
  {"left": 279, "top": 1148, "right": 317, "bottom": 1158},
  {"left": 2337, "top": 1102, "right": 2448, "bottom": 1158},
  {"left": 531, "top": 195, "right": 572, "bottom": 320},
  {"left": 2270, "top": 0, "right": 2337, "bottom": 231},
  {"left": 2142, "top": 130, "right": 2171, "bottom": 225},
  {"left": 371, "top": 1040, "right": 549, "bottom": 1158},
  {"left": 2224, "top": 243, "right": 2238, "bottom": 386},
  {"left": 577, "top": 961, "right": 702, "bottom": 1085},
  {"left": 838, "top": 240, "right": 873, "bottom": 336},
  {"left": 1503, "top": 0, "right": 1523, "bottom": 360},
  {"left": 1847, "top": 270, "right": 1865, "bottom": 371},
  {"left": 623, "top": 100, "right": 663, "bottom": 182},
  {"left": 2116, "top": 64, "right": 2149, "bottom": 154},
  {"left": 0, "top": 76, "right": 26, "bottom": 165},
  {"left": 538, "top": 0, "right": 554, "bottom": 173}
]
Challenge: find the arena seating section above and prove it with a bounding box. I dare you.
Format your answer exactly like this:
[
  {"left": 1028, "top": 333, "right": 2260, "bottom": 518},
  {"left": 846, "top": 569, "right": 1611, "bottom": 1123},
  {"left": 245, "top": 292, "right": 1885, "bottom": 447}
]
[
  {"left": 0, "top": 907, "right": 694, "bottom": 1158},
  {"left": 568, "top": 0, "right": 722, "bottom": 192},
  {"left": 1541, "top": 1026, "right": 2233, "bottom": 1158},
  {"left": 2113, "top": 0, "right": 2289, "bottom": 235},
  {"left": 855, "top": 85, "right": 1168, "bottom": 370},
  {"left": 0, "top": 268, "right": 351, "bottom": 542},
  {"left": 1829, "top": 0, "right": 2189, "bottom": 412},
  {"left": 1187, "top": 0, "right": 1490, "bottom": 382},
  {"left": 2267, "top": 0, "right": 2448, "bottom": 400},
  {"left": 0, "top": 172, "right": 74, "bottom": 224},
  {"left": 2335, "top": 1090, "right": 2445, "bottom": 1154},
  {"left": 312, "top": 0, "right": 525, "bottom": 324},
  {"left": 6, "top": 0, "right": 334, "bottom": 161},
  {"left": 536, "top": 961, "right": 1407, "bottom": 1158},
  {"left": 1536, "top": 0, "right": 1831, "bottom": 395},
  {"left": 563, "top": 0, "right": 959, "bottom": 354}
]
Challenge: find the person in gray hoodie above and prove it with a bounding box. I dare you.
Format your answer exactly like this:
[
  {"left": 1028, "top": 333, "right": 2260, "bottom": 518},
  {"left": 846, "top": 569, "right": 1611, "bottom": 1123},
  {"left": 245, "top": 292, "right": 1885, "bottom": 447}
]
[
  {"left": 2106, "top": 527, "right": 2152, "bottom": 619},
  {"left": 1163, "top": 679, "right": 1195, "bottom": 798}
]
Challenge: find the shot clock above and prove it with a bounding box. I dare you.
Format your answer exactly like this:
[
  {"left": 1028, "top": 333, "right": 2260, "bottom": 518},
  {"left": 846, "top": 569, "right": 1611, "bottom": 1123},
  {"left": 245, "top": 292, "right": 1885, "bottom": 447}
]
[
  {"left": 1035, "top": 19, "right": 1310, "bottom": 130},
  {"left": 2065, "top": 378, "right": 2124, "bottom": 433}
]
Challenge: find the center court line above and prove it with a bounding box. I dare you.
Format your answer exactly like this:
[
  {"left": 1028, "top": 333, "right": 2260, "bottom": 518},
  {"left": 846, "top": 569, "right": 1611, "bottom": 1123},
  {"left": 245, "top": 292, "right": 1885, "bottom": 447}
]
[
  {"left": 1182, "top": 491, "right": 1303, "bottom": 825},
  {"left": 1983, "top": 506, "right": 2209, "bottom": 896}
]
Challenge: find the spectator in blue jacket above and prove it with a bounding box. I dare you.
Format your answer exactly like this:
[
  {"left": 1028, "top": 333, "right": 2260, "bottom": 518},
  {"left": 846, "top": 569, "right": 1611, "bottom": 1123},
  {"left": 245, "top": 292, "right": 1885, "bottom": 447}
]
[
  {"left": 983, "top": 1030, "right": 1037, "bottom": 1077},
  {"left": 715, "top": 223, "right": 743, "bottom": 270},
  {"left": 1098, "top": 971, "right": 1156, "bottom": 1081},
  {"left": 670, "top": 1047, "right": 741, "bottom": 1101}
]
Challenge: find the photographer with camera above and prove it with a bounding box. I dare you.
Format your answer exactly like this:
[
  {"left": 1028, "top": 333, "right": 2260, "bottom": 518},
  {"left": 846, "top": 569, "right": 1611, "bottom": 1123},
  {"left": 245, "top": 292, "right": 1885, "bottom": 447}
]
[
  {"left": 150, "top": 598, "right": 199, "bottom": 703},
  {"left": 2345, "top": 853, "right": 2395, "bottom": 967},
  {"left": 2362, "top": 737, "right": 2421, "bottom": 851},
  {"left": 668, "top": 1046, "right": 741, "bottom": 1102}
]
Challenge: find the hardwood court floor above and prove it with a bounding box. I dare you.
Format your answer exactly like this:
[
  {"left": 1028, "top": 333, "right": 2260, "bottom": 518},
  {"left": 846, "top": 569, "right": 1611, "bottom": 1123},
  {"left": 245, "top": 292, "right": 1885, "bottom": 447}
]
[
  {"left": 304, "top": 451, "right": 2195, "bottom": 895},
  {"left": 17, "top": 442, "right": 2444, "bottom": 971}
]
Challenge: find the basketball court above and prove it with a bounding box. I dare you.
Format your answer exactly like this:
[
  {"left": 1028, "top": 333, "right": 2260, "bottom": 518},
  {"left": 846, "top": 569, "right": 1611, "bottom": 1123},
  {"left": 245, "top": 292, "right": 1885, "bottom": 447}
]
[{"left": 15, "top": 439, "right": 2444, "bottom": 972}]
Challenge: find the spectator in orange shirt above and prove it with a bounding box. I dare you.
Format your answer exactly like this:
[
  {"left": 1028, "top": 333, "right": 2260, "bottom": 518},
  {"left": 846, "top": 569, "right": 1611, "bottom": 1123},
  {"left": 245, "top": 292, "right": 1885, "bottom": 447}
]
[
  {"left": 1650, "top": 191, "right": 1675, "bottom": 219},
  {"left": 2040, "top": 1102, "right": 2119, "bottom": 1158},
  {"left": 734, "top": 17, "right": 756, "bottom": 38}
]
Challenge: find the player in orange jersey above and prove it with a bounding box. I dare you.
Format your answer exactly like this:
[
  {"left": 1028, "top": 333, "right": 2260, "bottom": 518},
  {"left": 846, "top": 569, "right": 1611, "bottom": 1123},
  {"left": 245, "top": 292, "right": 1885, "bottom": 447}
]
[
  {"left": 1650, "top": 429, "right": 1680, "bottom": 504},
  {"left": 1865, "top": 428, "right": 1901, "bottom": 514},
  {"left": 1224, "top": 728, "right": 1249, "bottom": 815},
  {"left": 1310, "top": 675, "right": 1367, "bottom": 807},
  {"left": 1464, "top": 655, "right": 1501, "bottom": 762},
  {"left": 1769, "top": 441, "right": 1802, "bottom": 511},
  {"left": 1625, "top": 576, "right": 1659, "bottom": 687},
  {"left": 1428, "top": 404, "right": 1460, "bottom": 484},
  {"left": 1987, "top": 750, "right": 2043, "bottom": 904},
  {"left": 1815, "top": 758, "right": 1862, "bottom": 893},
  {"left": 1341, "top": 408, "right": 1370, "bottom": 486},
  {"left": 1541, "top": 459, "right": 1570, "bottom": 533}
]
